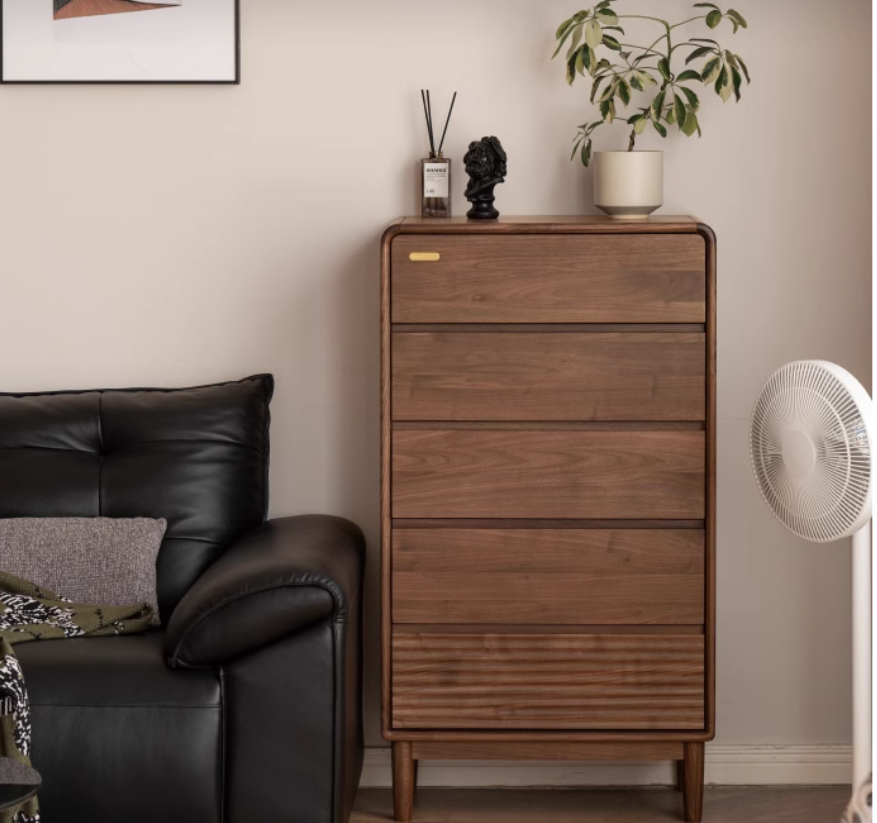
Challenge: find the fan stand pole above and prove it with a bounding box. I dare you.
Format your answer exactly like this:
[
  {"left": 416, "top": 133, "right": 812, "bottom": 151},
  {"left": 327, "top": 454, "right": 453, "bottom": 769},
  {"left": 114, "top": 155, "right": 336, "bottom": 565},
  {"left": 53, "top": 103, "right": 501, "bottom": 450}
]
[{"left": 852, "top": 521, "right": 872, "bottom": 790}]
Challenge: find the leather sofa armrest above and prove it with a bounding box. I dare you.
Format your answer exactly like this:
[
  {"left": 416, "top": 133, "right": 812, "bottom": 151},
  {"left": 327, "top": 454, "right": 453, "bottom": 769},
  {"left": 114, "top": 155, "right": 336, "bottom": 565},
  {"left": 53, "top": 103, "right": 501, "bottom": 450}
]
[{"left": 165, "top": 515, "right": 365, "bottom": 669}]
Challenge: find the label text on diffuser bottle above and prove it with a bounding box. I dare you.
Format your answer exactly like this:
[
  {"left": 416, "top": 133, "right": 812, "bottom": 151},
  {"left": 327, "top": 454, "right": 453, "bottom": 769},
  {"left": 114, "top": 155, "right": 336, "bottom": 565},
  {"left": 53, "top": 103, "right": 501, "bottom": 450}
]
[{"left": 424, "top": 163, "right": 449, "bottom": 198}]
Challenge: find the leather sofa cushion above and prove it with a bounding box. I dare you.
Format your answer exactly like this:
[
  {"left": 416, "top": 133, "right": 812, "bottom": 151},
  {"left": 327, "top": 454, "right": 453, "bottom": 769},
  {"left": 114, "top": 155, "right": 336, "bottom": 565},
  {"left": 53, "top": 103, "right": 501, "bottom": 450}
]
[
  {"left": 17, "top": 634, "right": 222, "bottom": 823},
  {"left": 0, "top": 375, "right": 274, "bottom": 618}
]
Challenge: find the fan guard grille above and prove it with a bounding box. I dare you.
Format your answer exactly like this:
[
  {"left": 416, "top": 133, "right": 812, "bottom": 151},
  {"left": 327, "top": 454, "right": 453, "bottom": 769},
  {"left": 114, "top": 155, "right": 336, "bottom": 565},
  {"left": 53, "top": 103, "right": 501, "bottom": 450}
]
[{"left": 750, "top": 361, "right": 872, "bottom": 542}]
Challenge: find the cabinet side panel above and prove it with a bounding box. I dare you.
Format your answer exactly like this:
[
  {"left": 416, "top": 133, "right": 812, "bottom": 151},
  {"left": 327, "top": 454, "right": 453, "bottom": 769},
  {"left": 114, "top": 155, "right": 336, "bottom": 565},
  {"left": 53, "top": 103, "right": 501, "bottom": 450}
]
[
  {"left": 698, "top": 223, "right": 718, "bottom": 740},
  {"left": 380, "top": 225, "right": 401, "bottom": 737}
]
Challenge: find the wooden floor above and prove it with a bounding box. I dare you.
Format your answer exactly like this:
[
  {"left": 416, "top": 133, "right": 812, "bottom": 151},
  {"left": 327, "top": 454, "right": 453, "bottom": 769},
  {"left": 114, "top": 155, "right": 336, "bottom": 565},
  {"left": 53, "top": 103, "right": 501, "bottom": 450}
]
[{"left": 353, "top": 787, "right": 849, "bottom": 823}]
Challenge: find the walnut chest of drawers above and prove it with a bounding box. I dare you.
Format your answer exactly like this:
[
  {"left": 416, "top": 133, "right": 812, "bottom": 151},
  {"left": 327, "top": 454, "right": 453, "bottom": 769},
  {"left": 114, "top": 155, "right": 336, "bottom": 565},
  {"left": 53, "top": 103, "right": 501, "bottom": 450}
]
[{"left": 380, "top": 216, "right": 716, "bottom": 822}]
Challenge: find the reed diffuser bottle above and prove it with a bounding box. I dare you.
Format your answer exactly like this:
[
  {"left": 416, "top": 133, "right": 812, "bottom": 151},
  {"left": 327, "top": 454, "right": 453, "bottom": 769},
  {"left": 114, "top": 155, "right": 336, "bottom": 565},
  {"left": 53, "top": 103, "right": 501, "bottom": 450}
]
[
  {"left": 420, "top": 90, "right": 456, "bottom": 218},
  {"left": 422, "top": 152, "right": 451, "bottom": 218}
]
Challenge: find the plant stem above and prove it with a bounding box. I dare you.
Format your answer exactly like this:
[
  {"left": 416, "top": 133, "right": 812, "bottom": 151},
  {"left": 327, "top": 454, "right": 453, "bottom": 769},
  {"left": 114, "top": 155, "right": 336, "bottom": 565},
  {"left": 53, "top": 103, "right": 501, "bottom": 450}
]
[
  {"left": 618, "top": 15, "right": 669, "bottom": 26},
  {"left": 618, "top": 14, "right": 674, "bottom": 61},
  {"left": 618, "top": 43, "right": 664, "bottom": 58},
  {"left": 669, "top": 15, "right": 708, "bottom": 30},
  {"left": 628, "top": 128, "right": 637, "bottom": 151}
]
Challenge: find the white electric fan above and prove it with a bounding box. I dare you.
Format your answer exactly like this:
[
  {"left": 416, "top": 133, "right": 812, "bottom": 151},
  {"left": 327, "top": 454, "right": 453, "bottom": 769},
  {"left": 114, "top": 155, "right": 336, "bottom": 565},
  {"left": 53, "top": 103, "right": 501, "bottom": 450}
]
[{"left": 750, "top": 360, "right": 872, "bottom": 791}]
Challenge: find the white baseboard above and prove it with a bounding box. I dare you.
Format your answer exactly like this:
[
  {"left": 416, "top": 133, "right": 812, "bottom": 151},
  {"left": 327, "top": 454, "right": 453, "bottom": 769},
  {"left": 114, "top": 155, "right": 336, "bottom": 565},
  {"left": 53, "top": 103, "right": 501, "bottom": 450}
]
[{"left": 360, "top": 745, "right": 851, "bottom": 788}]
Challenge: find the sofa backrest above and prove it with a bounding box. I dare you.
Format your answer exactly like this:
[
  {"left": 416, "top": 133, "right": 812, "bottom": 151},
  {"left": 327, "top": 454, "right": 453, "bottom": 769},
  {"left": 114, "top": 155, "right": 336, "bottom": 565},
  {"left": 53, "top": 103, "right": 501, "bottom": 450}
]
[{"left": 0, "top": 374, "right": 273, "bottom": 619}]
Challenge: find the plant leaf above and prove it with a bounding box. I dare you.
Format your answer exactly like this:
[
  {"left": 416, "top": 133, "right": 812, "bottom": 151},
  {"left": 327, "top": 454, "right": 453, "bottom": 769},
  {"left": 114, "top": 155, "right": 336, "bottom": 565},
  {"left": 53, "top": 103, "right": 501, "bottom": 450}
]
[
  {"left": 571, "top": 134, "right": 586, "bottom": 160},
  {"left": 675, "top": 69, "right": 702, "bottom": 83},
  {"left": 596, "top": 10, "right": 619, "bottom": 25},
  {"left": 553, "top": 25, "right": 575, "bottom": 58},
  {"left": 693, "top": 2, "right": 719, "bottom": 7},
  {"left": 585, "top": 45, "right": 598, "bottom": 75},
  {"left": 568, "top": 23, "right": 584, "bottom": 57},
  {"left": 596, "top": 0, "right": 613, "bottom": 10},
  {"left": 566, "top": 54, "right": 577, "bottom": 85},
  {"left": 731, "top": 65, "right": 743, "bottom": 101},
  {"left": 715, "top": 64, "right": 732, "bottom": 101},
  {"left": 666, "top": 105, "right": 676, "bottom": 125},
  {"left": 602, "top": 34, "right": 622, "bottom": 50},
  {"left": 735, "top": 53, "right": 751, "bottom": 83},
  {"left": 590, "top": 75, "right": 607, "bottom": 103},
  {"left": 600, "top": 98, "right": 616, "bottom": 123},
  {"left": 553, "top": 16, "right": 581, "bottom": 58},
  {"left": 603, "top": 25, "right": 625, "bottom": 35},
  {"left": 685, "top": 46, "right": 714, "bottom": 64},
  {"left": 706, "top": 10, "right": 722, "bottom": 28},
  {"left": 727, "top": 9, "right": 748, "bottom": 28},
  {"left": 636, "top": 70, "right": 658, "bottom": 86},
  {"left": 630, "top": 73, "right": 643, "bottom": 92},
  {"left": 650, "top": 89, "right": 666, "bottom": 121},
  {"left": 634, "top": 116, "right": 648, "bottom": 134},
  {"left": 691, "top": 38, "right": 721, "bottom": 44},
  {"left": 658, "top": 57, "right": 672, "bottom": 81},
  {"left": 618, "top": 78, "right": 631, "bottom": 105},
  {"left": 599, "top": 78, "right": 617, "bottom": 102},
  {"left": 714, "top": 63, "right": 726, "bottom": 95},
  {"left": 555, "top": 15, "right": 574, "bottom": 40},
  {"left": 575, "top": 46, "right": 586, "bottom": 76},
  {"left": 680, "top": 85, "right": 701, "bottom": 110},
  {"left": 653, "top": 120, "right": 668, "bottom": 138},
  {"left": 682, "top": 110, "right": 700, "bottom": 137},
  {"left": 674, "top": 94, "right": 687, "bottom": 129},
  {"left": 585, "top": 19, "right": 603, "bottom": 49},
  {"left": 701, "top": 57, "right": 722, "bottom": 84}
]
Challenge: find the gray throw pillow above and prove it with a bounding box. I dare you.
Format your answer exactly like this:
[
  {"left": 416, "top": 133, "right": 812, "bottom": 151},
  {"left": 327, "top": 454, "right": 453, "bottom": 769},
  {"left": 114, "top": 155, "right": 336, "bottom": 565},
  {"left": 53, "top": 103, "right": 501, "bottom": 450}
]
[{"left": 0, "top": 518, "right": 166, "bottom": 625}]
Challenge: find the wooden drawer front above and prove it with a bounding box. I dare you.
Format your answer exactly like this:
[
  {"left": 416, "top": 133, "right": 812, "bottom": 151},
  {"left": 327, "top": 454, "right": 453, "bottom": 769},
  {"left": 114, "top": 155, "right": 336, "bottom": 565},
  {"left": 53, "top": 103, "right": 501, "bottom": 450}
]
[
  {"left": 392, "top": 332, "right": 706, "bottom": 422},
  {"left": 392, "top": 529, "right": 705, "bottom": 625},
  {"left": 392, "top": 633, "right": 705, "bottom": 730},
  {"left": 391, "top": 235, "right": 706, "bottom": 323},
  {"left": 392, "top": 430, "right": 705, "bottom": 519}
]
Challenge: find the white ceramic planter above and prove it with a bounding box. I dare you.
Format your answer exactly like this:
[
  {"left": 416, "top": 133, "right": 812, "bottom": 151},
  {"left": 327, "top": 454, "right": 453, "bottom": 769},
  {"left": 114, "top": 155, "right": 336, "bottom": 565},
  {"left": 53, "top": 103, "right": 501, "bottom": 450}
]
[{"left": 593, "top": 151, "right": 663, "bottom": 219}]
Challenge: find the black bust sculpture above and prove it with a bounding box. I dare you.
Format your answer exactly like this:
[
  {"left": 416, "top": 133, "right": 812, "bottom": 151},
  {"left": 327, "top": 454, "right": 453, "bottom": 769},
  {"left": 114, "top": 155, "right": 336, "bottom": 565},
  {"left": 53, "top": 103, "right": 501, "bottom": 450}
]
[{"left": 464, "top": 136, "right": 507, "bottom": 220}]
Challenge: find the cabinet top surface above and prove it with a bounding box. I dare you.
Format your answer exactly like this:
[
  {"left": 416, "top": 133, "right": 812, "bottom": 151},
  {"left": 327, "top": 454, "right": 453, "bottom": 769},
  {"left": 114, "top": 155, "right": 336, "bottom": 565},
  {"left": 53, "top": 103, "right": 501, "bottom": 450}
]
[{"left": 387, "top": 215, "right": 706, "bottom": 236}]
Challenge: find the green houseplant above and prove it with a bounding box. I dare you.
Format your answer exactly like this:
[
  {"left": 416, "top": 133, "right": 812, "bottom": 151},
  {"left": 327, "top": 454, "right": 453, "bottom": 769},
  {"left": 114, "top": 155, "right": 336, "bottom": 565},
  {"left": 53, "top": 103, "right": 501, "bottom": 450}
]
[{"left": 554, "top": 0, "right": 750, "bottom": 217}]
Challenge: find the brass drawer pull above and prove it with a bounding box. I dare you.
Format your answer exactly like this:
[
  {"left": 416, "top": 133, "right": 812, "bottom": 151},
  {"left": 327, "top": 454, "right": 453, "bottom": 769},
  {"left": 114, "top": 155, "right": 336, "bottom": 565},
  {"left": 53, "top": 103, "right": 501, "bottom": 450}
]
[{"left": 409, "top": 252, "right": 441, "bottom": 262}]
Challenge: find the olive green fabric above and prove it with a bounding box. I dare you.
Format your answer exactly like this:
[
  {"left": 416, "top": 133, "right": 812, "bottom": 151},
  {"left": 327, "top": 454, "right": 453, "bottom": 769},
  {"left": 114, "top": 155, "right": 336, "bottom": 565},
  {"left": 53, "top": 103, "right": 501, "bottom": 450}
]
[{"left": 0, "top": 572, "right": 153, "bottom": 823}]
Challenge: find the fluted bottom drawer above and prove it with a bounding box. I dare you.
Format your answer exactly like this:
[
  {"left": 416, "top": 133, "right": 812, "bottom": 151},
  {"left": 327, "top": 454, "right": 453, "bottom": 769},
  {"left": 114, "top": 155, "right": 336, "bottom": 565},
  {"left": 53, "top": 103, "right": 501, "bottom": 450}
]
[{"left": 392, "top": 632, "right": 705, "bottom": 731}]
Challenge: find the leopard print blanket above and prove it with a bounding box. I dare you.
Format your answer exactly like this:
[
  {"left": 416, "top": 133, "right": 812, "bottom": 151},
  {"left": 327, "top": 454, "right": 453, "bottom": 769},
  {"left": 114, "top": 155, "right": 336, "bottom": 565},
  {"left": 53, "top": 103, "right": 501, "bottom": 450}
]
[{"left": 0, "top": 572, "right": 153, "bottom": 823}]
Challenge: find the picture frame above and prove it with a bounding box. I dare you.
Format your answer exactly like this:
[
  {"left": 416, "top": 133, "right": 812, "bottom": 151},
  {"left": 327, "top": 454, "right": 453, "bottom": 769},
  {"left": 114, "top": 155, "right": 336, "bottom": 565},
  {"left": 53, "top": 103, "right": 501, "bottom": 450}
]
[{"left": 0, "top": 0, "right": 240, "bottom": 84}]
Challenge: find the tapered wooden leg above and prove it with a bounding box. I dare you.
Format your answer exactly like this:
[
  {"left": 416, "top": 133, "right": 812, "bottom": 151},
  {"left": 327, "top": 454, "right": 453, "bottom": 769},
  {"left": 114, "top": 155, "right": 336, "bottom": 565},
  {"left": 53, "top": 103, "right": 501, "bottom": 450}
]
[
  {"left": 682, "top": 742, "right": 705, "bottom": 823},
  {"left": 675, "top": 759, "right": 685, "bottom": 792},
  {"left": 392, "top": 742, "right": 415, "bottom": 822},
  {"left": 413, "top": 759, "right": 420, "bottom": 794}
]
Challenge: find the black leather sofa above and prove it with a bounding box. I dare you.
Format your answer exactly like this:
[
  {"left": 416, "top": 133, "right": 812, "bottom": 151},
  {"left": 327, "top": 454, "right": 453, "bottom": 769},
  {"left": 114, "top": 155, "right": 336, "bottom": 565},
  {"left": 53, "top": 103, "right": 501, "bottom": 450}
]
[{"left": 0, "top": 375, "right": 365, "bottom": 823}]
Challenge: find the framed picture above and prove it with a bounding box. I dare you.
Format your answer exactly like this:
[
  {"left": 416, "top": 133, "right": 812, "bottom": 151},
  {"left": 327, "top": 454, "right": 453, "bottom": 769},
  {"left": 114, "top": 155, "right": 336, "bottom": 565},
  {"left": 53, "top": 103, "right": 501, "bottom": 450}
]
[{"left": 1, "top": 0, "right": 239, "bottom": 84}]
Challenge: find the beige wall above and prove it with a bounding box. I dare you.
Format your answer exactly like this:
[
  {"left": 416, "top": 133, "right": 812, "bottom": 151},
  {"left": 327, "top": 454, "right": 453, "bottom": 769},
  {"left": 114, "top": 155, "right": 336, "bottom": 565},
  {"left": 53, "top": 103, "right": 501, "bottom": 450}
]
[{"left": 0, "top": 0, "right": 870, "bottom": 752}]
